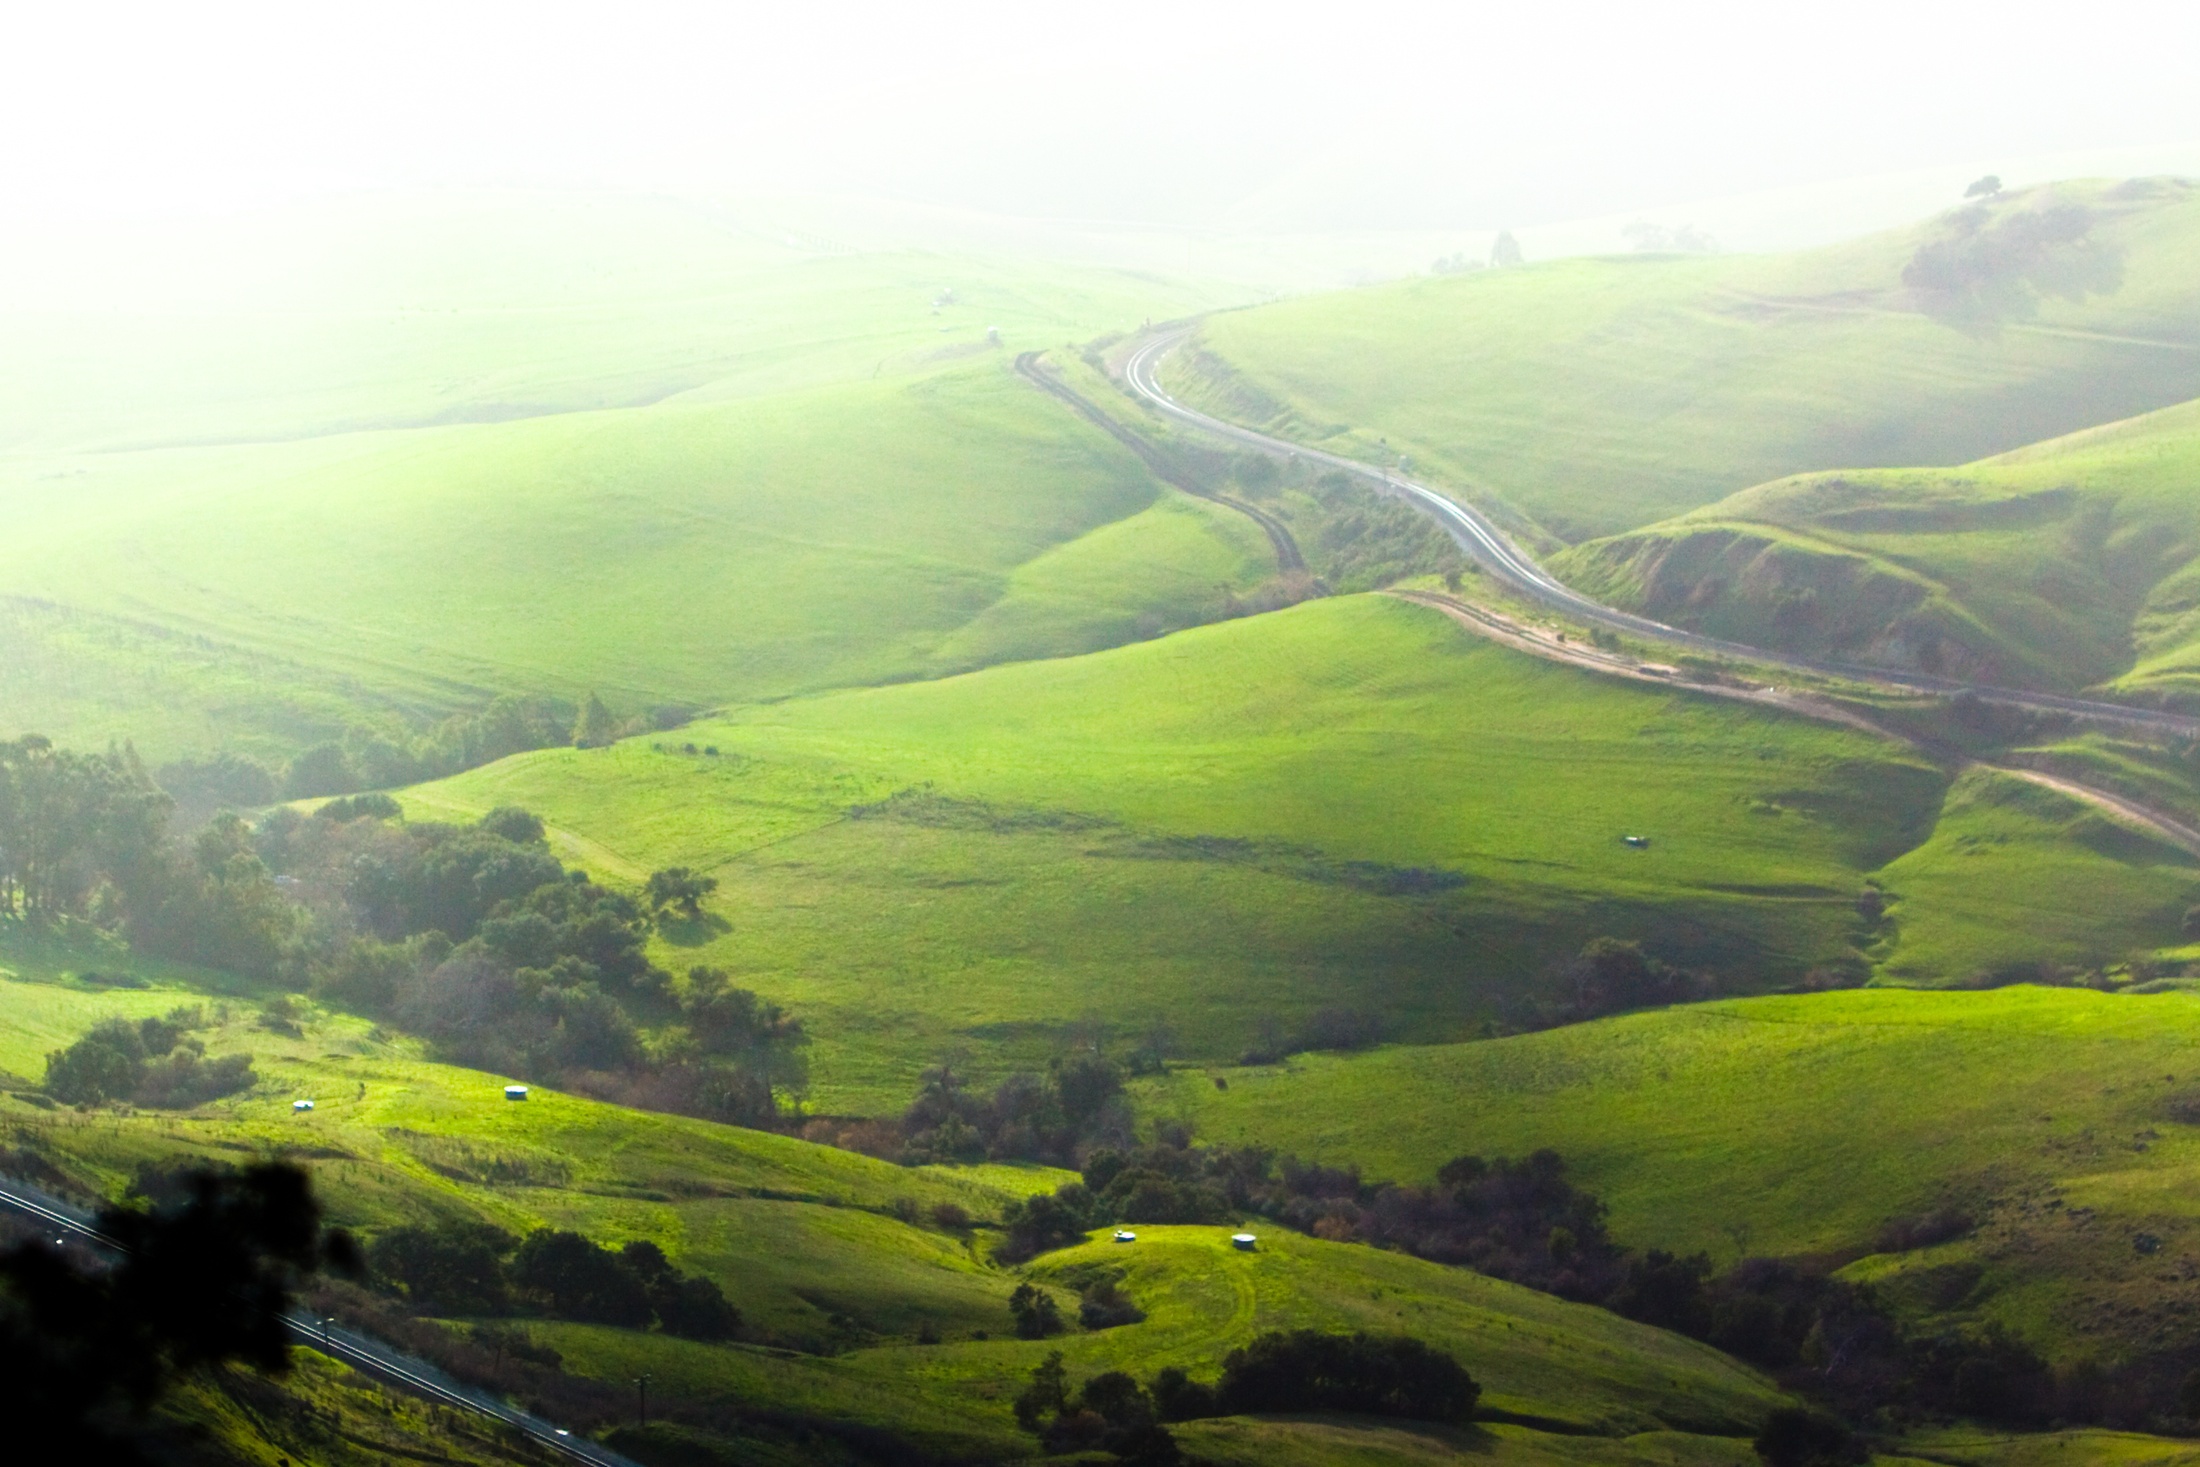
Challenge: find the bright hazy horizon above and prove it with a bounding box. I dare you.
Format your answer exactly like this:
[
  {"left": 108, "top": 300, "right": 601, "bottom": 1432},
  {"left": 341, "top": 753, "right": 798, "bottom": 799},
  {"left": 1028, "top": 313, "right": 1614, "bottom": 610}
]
[{"left": 6, "top": 0, "right": 2197, "bottom": 238}]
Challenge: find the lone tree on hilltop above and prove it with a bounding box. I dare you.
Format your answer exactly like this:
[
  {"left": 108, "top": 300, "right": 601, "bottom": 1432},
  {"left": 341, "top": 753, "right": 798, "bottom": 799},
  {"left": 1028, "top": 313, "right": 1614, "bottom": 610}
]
[
  {"left": 1489, "top": 230, "right": 1525, "bottom": 268},
  {"left": 1965, "top": 174, "right": 2003, "bottom": 199},
  {"left": 647, "top": 866, "right": 718, "bottom": 920}
]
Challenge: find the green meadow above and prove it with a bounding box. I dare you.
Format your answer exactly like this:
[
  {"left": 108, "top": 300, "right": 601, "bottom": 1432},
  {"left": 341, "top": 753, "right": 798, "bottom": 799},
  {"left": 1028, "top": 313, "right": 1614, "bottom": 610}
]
[
  {"left": 0, "top": 940, "right": 1789, "bottom": 1462},
  {"left": 0, "top": 190, "right": 1305, "bottom": 762},
  {"left": 1870, "top": 768, "right": 2198, "bottom": 981},
  {"left": 1151, "top": 983, "right": 2200, "bottom": 1363},
  {"left": 534, "top": 1224, "right": 1782, "bottom": 1457},
  {"left": 1168, "top": 179, "right": 2200, "bottom": 542},
  {"left": 0, "top": 361, "right": 1276, "bottom": 760},
  {"left": 393, "top": 593, "right": 2195, "bottom": 1112},
  {"left": 19, "top": 174, "right": 2200, "bottom": 1462}
]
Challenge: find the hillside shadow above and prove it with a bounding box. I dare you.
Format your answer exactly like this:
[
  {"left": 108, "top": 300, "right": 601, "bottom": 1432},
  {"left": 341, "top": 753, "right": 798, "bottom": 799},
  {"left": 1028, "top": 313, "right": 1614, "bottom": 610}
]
[{"left": 656, "top": 912, "right": 732, "bottom": 947}]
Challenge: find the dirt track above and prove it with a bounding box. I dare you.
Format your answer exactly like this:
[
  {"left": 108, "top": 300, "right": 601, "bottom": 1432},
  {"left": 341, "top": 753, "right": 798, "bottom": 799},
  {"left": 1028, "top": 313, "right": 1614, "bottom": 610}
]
[{"left": 1390, "top": 588, "right": 2200, "bottom": 860}]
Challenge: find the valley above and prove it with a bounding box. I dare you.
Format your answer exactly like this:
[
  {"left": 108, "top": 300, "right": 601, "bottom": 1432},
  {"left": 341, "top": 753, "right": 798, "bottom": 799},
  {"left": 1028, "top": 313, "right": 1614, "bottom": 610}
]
[{"left": 11, "top": 172, "right": 2200, "bottom": 1465}]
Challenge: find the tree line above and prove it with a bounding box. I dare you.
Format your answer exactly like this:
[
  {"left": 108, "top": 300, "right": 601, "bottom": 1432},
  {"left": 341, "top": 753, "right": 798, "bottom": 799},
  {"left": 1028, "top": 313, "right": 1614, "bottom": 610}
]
[
  {"left": 2, "top": 733, "right": 806, "bottom": 1129},
  {"left": 364, "top": 1216, "right": 739, "bottom": 1341},
  {"left": 271, "top": 799, "right": 807, "bottom": 1124},
  {"left": 1011, "top": 1329, "right": 1479, "bottom": 1464},
  {"left": 153, "top": 689, "right": 694, "bottom": 818},
  {"left": 43, "top": 1008, "right": 255, "bottom": 1109},
  {"left": 985, "top": 1131, "right": 2197, "bottom": 1444}
]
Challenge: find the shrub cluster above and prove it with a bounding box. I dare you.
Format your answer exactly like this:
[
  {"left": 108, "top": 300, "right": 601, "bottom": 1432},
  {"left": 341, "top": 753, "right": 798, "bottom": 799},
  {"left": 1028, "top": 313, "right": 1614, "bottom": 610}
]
[
  {"left": 5, "top": 735, "right": 807, "bottom": 1130},
  {"left": 1014, "top": 1351, "right": 1182, "bottom": 1464},
  {"left": 43, "top": 1008, "right": 255, "bottom": 1109},
  {"left": 1902, "top": 196, "right": 2123, "bottom": 330},
  {"left": 896, "top": 1054, "right": 1132, "bottom": 1169},
  {"left": 267, "top": 802, "right": 806, "bottom": 1124},
  {"left": 1535, "top": 936, "right": 1710, "bottom": 1024},
  {"left": 997, "top": 1139, "right": 1626, "bottom": 1299},
  {"left": 158, "top": 693, "right": 590, "bottom": 808},
  {"left": 1008, "top": 1281, "right": 1064, "bottom": 1338},
  {"left": 1013, "top": 1330, "right": 1478, "bottom": 1462},
  {"left": 1208, "top": 1329, "right": 1480, "bottom": 1422},
  {"left": 366, "top": 1223, "right": 739, "bottom": 1340},
  {"left": 1306, "top": 471, "right": 1470, "bottom": 592},
  {"left": 999, "top": 1132, "right": 2139, "bottom": 1438}
]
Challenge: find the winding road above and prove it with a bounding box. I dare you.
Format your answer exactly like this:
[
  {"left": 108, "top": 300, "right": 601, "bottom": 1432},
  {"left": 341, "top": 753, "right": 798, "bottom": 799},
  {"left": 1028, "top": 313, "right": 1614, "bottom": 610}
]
[
  {"left": 1013, "top": 350, "right": 1307, "bottom": 575},
  {"left": 1118, "top": 327, "right": 2200, "bottom": 741},
  {"left": 0, "top": 1176, "right": 637, "bottom": 1467}
]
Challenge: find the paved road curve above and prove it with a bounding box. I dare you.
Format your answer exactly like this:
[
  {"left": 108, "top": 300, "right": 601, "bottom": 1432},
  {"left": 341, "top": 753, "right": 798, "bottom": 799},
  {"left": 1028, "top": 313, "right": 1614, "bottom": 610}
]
[
  {"left": 1120, "top": 328, "right": 2200, "bottom": 739},
  {"left": 0, "top": 1176, "right": 638, "bottom": 1467}
]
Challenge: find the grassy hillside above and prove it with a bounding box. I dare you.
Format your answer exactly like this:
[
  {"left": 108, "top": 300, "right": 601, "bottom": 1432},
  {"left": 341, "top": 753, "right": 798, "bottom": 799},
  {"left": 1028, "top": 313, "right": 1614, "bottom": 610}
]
[
  {"left": 0, "top": 933, "right": 1791, "bottom": 1463},
  {"left": 386, "top": 592, "right": 2190, "bottom": 1112},
  {"left": 1869, "top": 768, "right": 2198, "bottom": 981},
  {"left": 0, "top": 362, "right": 1278, "bottom": 761},
  {"left": 1168, "top": 179, "right": 2200, "bottom": 542},
  {"left": 1149, "top": 984, "right": 2200, "bottom": 1365},
  {"left": 1557, "top": 396, "right": 2200, "bottom": 707}
]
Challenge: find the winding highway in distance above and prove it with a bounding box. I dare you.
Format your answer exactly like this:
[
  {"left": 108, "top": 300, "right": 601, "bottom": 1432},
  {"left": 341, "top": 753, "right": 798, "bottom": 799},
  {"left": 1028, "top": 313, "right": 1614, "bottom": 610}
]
[
  {"left": 1119, "top": 327, "right": 2200, "bottom": 739},
  {"left": 0, "top": 1176, "right": 638, "bottom": 1467}
]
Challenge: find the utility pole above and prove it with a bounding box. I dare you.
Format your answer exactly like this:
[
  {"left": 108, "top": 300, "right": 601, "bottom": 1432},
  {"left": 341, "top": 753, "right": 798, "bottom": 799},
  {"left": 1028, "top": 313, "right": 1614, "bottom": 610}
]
[{"left": 635, "top": 1374, "right": 650, "bottom": 1430}]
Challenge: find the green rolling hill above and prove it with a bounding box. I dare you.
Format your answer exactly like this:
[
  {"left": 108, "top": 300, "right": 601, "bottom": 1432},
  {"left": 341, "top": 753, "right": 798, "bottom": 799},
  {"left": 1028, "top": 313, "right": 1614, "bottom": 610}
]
[
  {"left": 393, "top": 594, "right": 2197, "bottom": 1112},
  {"left": 0, "top": 933, "right": 1789, "bottom": 1465},
  {"left": 1554, "top": 395, "right": 2200, "bottom": 709},
  {"left": 0, "top": 361, "right": 1279, "bottom": 762},
  {"left": 1148, "top": 984, "right": 2200, "bottom": 1372},
  {"left": 17, "top": 176, "right": 2200, "bottom": 1465},
  {"left": 0, "top": 193, "right": 1310, "bottom": 769},
  {"left": 1165, "top": 178, "right": 2200, "bottom": 543}
]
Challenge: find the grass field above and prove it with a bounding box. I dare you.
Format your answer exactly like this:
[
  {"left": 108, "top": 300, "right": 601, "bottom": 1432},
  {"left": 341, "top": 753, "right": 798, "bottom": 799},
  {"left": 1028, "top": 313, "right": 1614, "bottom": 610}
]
[
  {"left": 0, "top": 187, "right": 1315, "bottom": 764},
  {"left": 17, "top": 913, "right": 2200, "bottom": 1456},
  {"left": 535, "top": 1224, "right": 1784, "bottom": 1457},
  {"left": 0, "top": 361, "right": 1279, "bottom": 761},
  {"left": 396, "top": 593, "right": 1976, "bottom": 1109},
  {"left": 1149, "top": 984, "right": 2200, "bottom": 1363},
  {"left": 398, "top": 594, "right": 2200, "bottom": 1110},
  {"left": 0, "top": 933, "right": 1792, "bottom": 1462},
  {"left": 1869, "top": 768, "right": 2197, "bottom": 981},
  {"left": 1167, "top": 179, "right": 2200, "bottom": 543}
]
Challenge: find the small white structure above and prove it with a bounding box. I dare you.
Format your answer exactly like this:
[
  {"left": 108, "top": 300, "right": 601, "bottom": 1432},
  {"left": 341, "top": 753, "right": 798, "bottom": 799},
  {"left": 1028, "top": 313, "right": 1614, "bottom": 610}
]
[
  {"left": 1622, "top": 835, "right": 1651, "bottom": 849},
  {"left": 291, "top": 1099, "right": 315, "bottom": 1112},
  {"left": 504, "top": 1085, "right": 530, "bottom": 1101},
  {"left": 1230, "top": 1232, "right": 1258, "bottom": 1251},
  {"left": 1113, "top": 1229, "right": 1137, "bottom": 1243}
]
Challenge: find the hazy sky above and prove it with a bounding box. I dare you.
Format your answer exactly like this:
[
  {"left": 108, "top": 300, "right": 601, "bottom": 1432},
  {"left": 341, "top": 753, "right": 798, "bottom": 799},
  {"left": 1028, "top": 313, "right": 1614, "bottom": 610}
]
[{"left": 6, "top": 0, "right": 2198, "bottom": 230}]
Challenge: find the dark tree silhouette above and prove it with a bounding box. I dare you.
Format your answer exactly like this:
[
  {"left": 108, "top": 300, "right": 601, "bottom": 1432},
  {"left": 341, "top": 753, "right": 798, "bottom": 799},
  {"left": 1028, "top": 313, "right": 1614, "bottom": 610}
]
[{"left": 0, "top": 1163, "right": 356, "bottom": 1461}]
